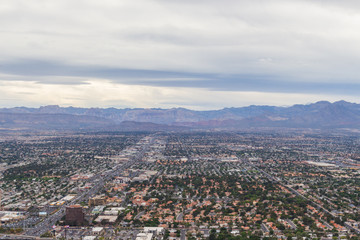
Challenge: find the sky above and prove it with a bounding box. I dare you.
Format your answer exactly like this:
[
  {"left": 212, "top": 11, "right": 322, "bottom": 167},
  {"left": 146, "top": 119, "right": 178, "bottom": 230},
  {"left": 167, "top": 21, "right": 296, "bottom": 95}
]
[{"left": 1, "top": 0, "right": 360, "bottom": 110}]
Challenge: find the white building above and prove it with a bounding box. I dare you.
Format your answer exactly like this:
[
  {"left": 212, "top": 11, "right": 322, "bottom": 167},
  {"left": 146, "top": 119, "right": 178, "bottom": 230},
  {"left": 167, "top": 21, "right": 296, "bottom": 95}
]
[
  {"left": 144, "top": 227, "right": 164, "bottom": 235},
  {"left": 136, "top": 232, "right": 153, "bottom": 240},
  {"left": 92, "top": 227, "right": 104, "bottom": 235}
]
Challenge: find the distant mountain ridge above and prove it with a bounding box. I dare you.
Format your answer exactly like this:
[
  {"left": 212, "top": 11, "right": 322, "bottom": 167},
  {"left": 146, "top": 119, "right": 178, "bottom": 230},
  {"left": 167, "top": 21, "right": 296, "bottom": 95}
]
[{"left": 0, "top": 100, "right": 360, "bottom": 131}]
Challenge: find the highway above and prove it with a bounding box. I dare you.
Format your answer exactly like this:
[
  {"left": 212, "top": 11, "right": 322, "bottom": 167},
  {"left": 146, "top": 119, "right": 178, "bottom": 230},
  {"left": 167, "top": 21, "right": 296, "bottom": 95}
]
[{"left": 24, "top": 135, "right": 157, "bottom": 237}]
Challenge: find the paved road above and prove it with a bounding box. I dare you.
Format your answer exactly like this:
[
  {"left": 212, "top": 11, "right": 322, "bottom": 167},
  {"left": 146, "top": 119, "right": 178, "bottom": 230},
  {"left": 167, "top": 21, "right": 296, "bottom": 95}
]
[
  {"left": 0, "top": 233, "right": 51, "bottom": 239},
  {"left": 134, "top": 211, "right": 145, "bottom": 220},
  {"left": 176, "top": 213, "right": 183, "bottom": 221},
  {"left": 249, "top": 162, "right": 360, "bottom": 234},
  {"left": 180, "top": 229, "right": 186, "bottom": 240},
  {"left": 24, "top": 135, "right": 158, "bottom": 237}
]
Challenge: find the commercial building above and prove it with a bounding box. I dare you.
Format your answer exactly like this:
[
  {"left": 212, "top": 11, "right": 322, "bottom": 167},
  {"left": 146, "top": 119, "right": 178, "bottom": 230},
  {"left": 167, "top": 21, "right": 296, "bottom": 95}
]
[
  {"left": 88, "top": 196, "right": 107, "bottom": 206},
  {"left": 65, "top": 205, "right": 84, "bottom": 226}
]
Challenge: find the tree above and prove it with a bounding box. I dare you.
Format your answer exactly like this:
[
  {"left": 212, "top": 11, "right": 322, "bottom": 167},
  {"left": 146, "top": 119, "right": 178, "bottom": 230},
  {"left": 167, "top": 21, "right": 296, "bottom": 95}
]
[{"left": 209, "top": 229, "right": 217, "bottom": 240}]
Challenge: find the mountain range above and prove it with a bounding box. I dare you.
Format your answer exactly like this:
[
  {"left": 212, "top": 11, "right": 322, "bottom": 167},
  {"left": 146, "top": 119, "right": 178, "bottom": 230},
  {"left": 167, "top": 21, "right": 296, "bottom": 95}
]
[{"left": 0, "top": 100, "right": 360, "bottom": 131}]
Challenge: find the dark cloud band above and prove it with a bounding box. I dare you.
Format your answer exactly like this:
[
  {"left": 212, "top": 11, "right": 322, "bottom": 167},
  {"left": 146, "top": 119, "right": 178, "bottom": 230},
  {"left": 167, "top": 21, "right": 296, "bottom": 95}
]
[{"left": 0, "top": 59, "right": 359, "bottom": 96}]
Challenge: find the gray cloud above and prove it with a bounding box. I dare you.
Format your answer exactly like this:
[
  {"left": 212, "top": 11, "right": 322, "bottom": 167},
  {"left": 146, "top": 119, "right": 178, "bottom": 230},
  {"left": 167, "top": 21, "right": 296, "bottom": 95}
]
[
  {"left": 1, "top": 59, "right": 360, "bottom": 96},
  {"left": 1, "top": 0, "right": 360, "bottom": 107}
]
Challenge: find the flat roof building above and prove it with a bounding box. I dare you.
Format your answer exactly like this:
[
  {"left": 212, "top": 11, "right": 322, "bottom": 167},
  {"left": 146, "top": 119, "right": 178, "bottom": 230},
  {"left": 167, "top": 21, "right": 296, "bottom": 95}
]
[{"left": 65, "top": 205, "right": 84, "bottom": 226}]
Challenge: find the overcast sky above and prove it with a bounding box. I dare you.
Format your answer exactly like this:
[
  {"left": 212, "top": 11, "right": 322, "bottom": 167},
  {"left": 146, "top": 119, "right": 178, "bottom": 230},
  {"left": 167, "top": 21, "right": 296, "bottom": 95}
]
[{"left": 1, "top": 0, "right": 360, "bottom": 109}]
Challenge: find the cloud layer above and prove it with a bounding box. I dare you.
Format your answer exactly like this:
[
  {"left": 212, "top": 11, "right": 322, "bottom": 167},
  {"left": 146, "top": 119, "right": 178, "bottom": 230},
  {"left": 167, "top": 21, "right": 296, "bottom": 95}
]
[{"left": 1, "top": 0, "right": 360, "bottom": 108}]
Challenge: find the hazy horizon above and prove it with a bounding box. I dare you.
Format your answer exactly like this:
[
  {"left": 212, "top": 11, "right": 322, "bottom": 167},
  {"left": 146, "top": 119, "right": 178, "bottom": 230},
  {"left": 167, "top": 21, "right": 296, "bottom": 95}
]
[{"left": 0, "top": 99, "right": 356, "bottom": 111}]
